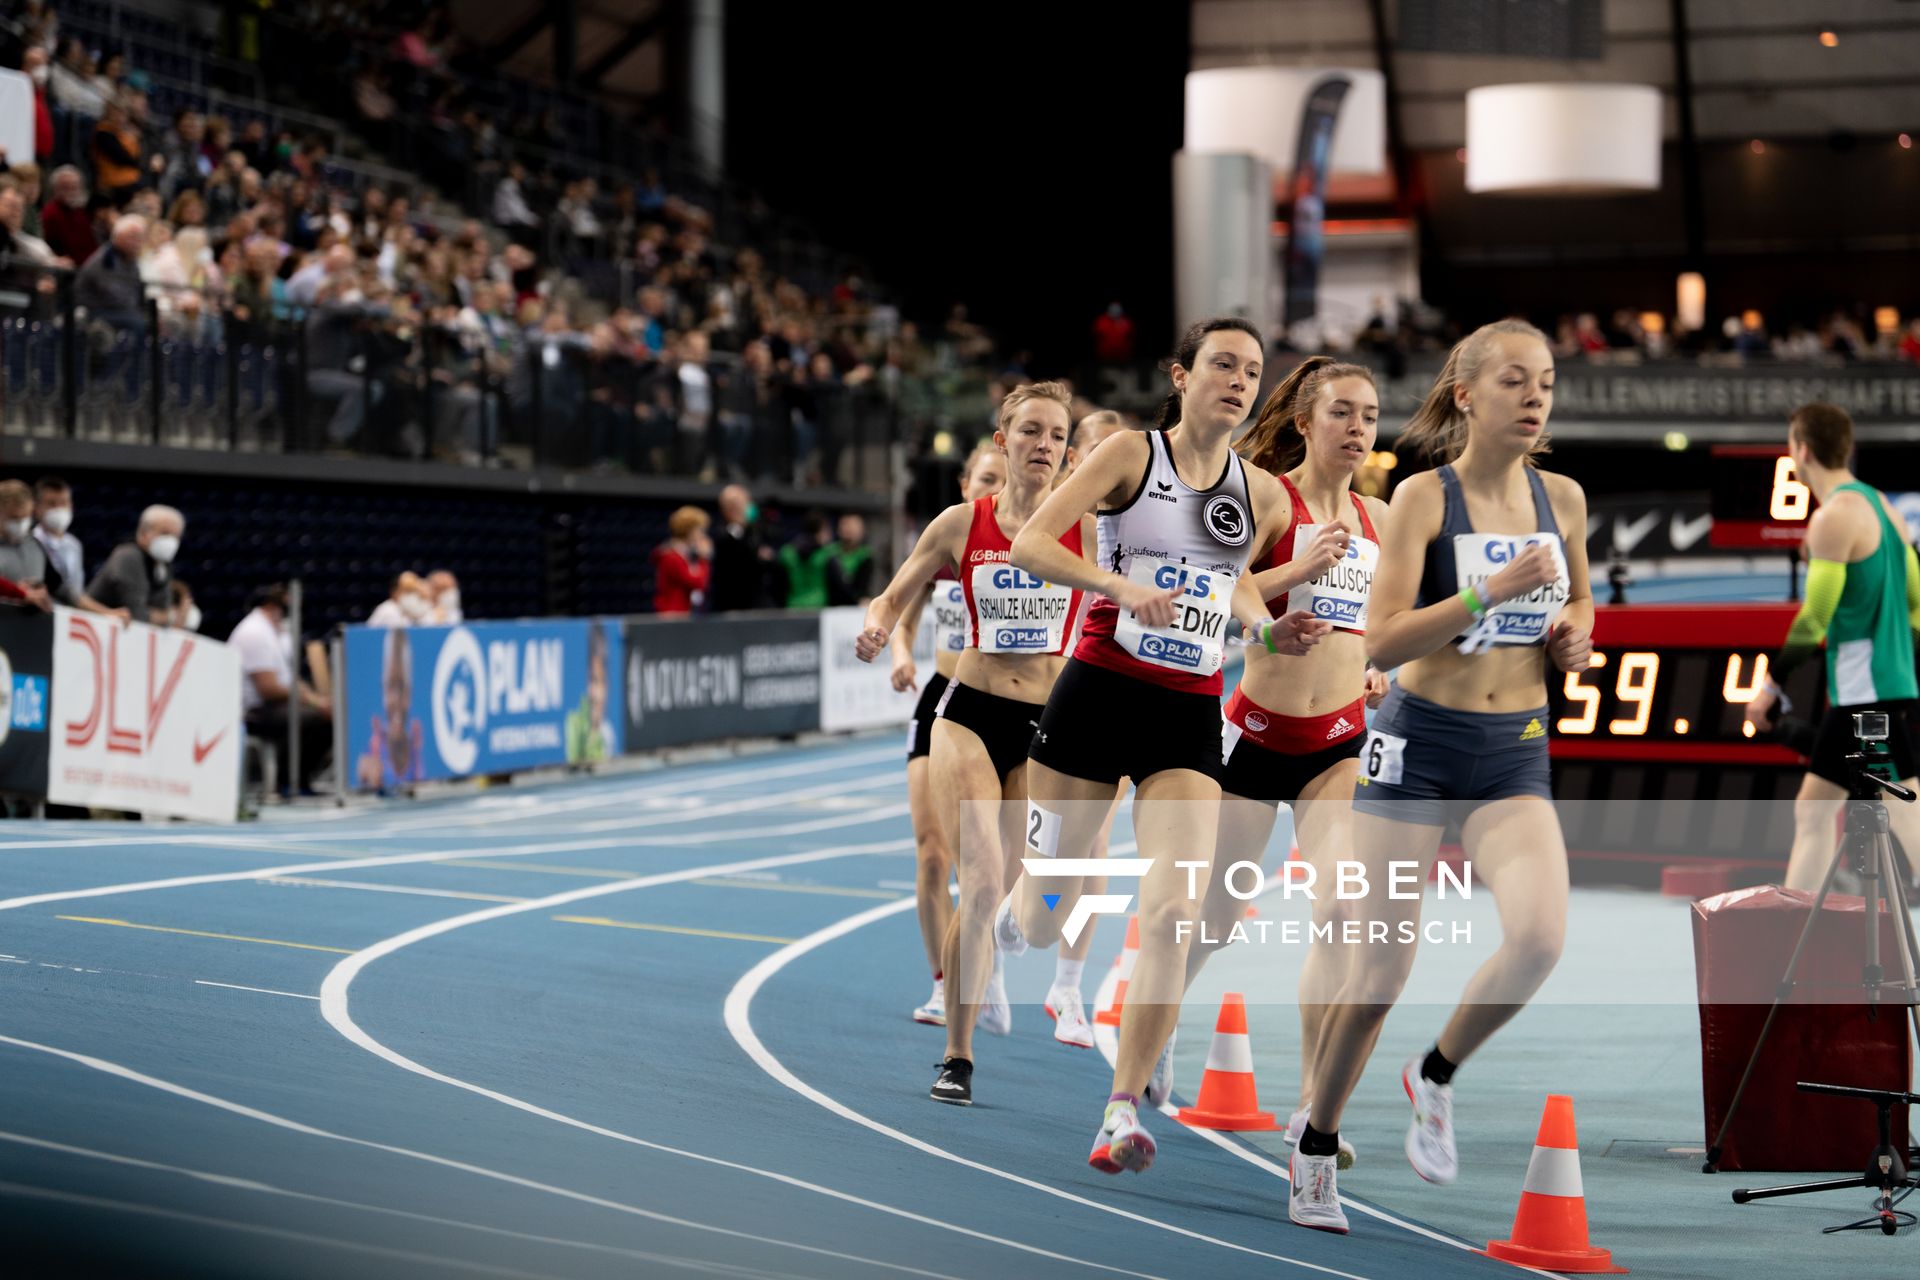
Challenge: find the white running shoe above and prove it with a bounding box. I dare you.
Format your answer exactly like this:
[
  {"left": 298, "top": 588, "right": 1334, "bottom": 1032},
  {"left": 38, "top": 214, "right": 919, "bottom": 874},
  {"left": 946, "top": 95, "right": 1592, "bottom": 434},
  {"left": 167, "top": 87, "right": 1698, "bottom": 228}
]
[
  {"left": 1088, "top": 1099, "right": 1156, "bottom": 1175},
  {"left": 978, "top": 952, "right": 1011, "bottom": 1036},
  {"left": 1143, "top": 1029, "right": 1176, "bottom": 1108},
  {"left": 1045, "top": 987, "right": 1094, "bottom": 1049},
  {"left": 992, "top": 893, "right": 1029, "bottom": 956},
  {"left": 1284, "top": 1106, "right": 1357, "bottom": 1170},
  {"left": 1288, "top": 1147, "right": 1349, "bottom": 1234},
  {"left": 912, "top": 978, "right": 946, "bottom": 1026},
  {"left": 1403, "top": 1058, "right": 1458, "bottom": 1185}
]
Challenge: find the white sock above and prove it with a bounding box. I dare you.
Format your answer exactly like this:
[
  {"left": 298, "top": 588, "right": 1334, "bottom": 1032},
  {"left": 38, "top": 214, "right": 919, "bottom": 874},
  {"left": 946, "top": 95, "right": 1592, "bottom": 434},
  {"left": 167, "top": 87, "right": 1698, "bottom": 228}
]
[{"left": 1052, "top": 957, "right": 1085, "bottom": 993}]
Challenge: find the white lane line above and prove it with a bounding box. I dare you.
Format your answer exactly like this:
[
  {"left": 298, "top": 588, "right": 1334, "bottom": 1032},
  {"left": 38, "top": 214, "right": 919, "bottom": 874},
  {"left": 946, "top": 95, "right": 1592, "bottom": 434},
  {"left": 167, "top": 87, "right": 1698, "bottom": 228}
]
[
  {"left": 298, "top": 744, "right": 906, "bottom": 837},
  {"left": 0, "top": 1130, "right": 887, "bottom": 1280},
  {"left": 259, "top": 877, "right": 529, "bottom": 904},
  {"left": 0, "top": 1179, "right": 569, "bottom": 1279},
  {"left": 315, "top": 849, "right": 1166, "bottom": 1280},
  {"left": 193, "top": 980, "right": 321, "bottom": 1001},
  {"left": 0, "top": 1036, "right": 973, "bottom": 1280},
  {"left": 1083, "top": 972, "right": 1557, "bottom": 1277},
  {"left": 0, "top": 744, "right": 903, "bottom": 849},
  {"left": 725, "top": 900, "right": 1379, "bottom": 1280},
  {"left": 0, "top": 774, "right": 913, "bottom": 915}
]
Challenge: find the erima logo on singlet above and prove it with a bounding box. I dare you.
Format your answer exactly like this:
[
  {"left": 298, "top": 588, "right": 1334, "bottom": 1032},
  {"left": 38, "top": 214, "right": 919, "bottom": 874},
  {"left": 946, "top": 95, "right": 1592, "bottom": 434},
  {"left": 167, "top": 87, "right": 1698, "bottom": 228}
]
[
  {"left": 1148, "top": 486, "right": 1179, "bottom": 504},
  {"left": 1204, "top": 495, "right": 1249, "bottom": 547},
  {"left": 1520, "top": 718, "right": 1545, "bottom": 741}
]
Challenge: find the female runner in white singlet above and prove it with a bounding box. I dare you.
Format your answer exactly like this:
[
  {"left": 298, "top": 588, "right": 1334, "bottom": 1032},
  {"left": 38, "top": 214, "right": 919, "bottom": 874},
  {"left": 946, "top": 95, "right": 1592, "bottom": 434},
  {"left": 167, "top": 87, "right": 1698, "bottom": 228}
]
[{"left": 991, "top": 319, "right": 1328, "bottom": 1174}]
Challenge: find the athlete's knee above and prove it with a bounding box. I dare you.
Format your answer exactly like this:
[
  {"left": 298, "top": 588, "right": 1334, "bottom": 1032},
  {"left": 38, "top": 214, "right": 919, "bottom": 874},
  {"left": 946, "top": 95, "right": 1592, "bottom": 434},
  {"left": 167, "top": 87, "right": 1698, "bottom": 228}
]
[
  {"left": 915, "top": 837, "right": 952, "bottom": 878},
  {"left": 1343, "top": 942, "right": 1416, "bottom": 1005},
  {"left": 955, "top": 879, "right": 1000, "bottom": 922},
  {"left": 1501, "top": 923, "right": 1564, "bottom": 980},
  {"left": 1139, "top": 897, "right": 1200, "bottom": 953}
]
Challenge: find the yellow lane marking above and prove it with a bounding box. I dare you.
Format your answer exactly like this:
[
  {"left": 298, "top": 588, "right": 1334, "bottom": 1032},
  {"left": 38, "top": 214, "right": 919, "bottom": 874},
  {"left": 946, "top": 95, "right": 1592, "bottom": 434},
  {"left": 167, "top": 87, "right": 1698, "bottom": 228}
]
[
  {"left": 690, "top": 877, "right": 901, "bottom": 900},
  {"left": 551, "top": 916, "right": 799, "bottom": 945},
  {"left": 439, "top": 859, "right": 631, "bottom": 879},
  {"left": 56, "top": 917, "right": 354, "bottom": 954}
]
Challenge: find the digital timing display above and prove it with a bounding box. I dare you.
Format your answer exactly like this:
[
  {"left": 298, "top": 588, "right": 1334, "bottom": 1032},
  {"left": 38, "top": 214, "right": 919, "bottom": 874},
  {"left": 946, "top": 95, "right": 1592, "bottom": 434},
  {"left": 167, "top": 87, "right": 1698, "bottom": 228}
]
[
  {"left": 1709, "top": 445, "right": 1813, "bottom": 549},
  {"left": 1547, "top": 604, "right": 1815, "bottom": 764},
  {"left": 1549, "top": 648, "right": 1822, "bottom": 744}
]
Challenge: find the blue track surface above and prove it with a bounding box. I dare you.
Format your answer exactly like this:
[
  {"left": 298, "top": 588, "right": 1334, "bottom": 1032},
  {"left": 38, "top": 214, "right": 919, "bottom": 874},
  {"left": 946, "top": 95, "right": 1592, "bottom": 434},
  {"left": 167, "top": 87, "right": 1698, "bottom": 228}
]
[{"left": 1, "top": 740, "right": 1526, "bottom": 1279}]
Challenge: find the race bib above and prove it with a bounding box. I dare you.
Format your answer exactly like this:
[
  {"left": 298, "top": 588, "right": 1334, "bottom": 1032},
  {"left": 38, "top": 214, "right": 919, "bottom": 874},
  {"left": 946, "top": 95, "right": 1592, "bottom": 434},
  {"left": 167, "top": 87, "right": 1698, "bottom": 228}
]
[
  {"left": 1113, "top": 557, "right": 1233, "bottom": 676},
  {"left": 1451, "top": 533, "right": 1569, "bottom": 647},
  {"left": 969, "top": 561, "right": 1076, "bottom": 654},
  {"left": 933, "top": 580, "right": 968, "bottom": 653},
  {"left": 1283, "top": 525, "right": 1379, "bottom": 632},
  {"left": 1359, "top": 729, "right": 1408, "bottom": 786}
]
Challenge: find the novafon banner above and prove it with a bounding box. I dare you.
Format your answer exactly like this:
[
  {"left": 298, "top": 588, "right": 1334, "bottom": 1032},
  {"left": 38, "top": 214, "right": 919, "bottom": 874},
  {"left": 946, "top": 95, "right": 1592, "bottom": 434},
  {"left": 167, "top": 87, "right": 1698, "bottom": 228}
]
[
  {"left": 341, "top": 619, "right": 623, "bottom": 789},
  {"left": 47, "top": 606, "right": 242, "bottom": 823},
  {"left": 623, "top": 613, "right": 820, "bottom": 751}
]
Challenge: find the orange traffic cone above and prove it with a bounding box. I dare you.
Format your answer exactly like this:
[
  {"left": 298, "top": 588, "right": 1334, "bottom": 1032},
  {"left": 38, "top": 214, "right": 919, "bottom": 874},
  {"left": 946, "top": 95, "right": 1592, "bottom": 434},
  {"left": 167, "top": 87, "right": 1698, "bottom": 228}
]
[
  {"left": 1174, "top": 993, "right": 1278, "bottom": 1131},
  {"left": 1094, "top": 915, "right": 1139, "bottom": 1027},
  {"left": 1485, "top": 1095, "right": 1626, "bottom": 1273}
]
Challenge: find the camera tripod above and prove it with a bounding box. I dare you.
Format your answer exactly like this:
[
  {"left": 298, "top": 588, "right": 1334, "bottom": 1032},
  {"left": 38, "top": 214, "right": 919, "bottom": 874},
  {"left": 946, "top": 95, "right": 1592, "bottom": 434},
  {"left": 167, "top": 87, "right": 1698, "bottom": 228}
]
[{"left": 1704, "top": 746, "right": 1920, "bottom": 1232}]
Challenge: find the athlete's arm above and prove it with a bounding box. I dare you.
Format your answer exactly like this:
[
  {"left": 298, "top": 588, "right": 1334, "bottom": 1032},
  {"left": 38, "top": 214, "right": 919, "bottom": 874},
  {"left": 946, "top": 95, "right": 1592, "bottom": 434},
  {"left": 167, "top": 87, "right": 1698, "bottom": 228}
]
[
  {"left": 1250, "top": 522, "right": 1349, "bottom": 600},
  {"left": 856, "top": 505, "right": 967, "bottom": 662},
  {"left": 1907, "top": 542, "right": 1920, "bottom": 636},
  {"left": 1773, "top": 502, "right": 1860, "bottom": 680},
  {"left": 889, "top": 580, "right": 933, "bottom": 691},
  {"left": 1241, "top": 468, "right": 1330, "bottom": 654},
  {"left": 1009, "top": 432, "right": 1181, "bottom": 625},
  {"left": 1546, "top": 475, "right": 1594, "bottom": 673},
  {"left": 1365, "top": 472, "right": 1561, "bottom": 670},
  {"left": 1362, "top": 474, "right": 1459, "bottom": 670}
]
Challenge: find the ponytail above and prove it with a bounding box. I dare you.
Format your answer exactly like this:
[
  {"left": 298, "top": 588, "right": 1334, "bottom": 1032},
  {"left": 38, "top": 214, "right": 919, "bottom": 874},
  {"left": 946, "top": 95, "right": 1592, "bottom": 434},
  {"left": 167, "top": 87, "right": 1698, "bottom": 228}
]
[
  {"left": 1236, "top": 355, "right": 1375, "bottom": 476},
  {"left": 1397, "top": 318, "right": 1552, "bottom": 466},
  {"left": 1157, "top": 315, "right": 1264, "bottom": 430}
]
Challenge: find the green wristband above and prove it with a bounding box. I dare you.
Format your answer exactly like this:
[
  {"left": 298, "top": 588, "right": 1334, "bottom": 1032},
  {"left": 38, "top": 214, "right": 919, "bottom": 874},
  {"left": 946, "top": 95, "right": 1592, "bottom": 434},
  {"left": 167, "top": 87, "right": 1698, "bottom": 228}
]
[
  {"left": 1261, "top": 619, "right": 1279, "bottom": 654},
  {"left": 1459, "top": 585, "right": 1487, "bottom": 620}
]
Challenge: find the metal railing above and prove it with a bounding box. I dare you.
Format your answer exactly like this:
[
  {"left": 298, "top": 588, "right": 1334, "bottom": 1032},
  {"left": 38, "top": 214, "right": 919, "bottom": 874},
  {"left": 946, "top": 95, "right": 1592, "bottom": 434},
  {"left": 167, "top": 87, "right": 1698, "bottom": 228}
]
[{"left": 0, "top": 259, "right": 927, "bottom": 491}]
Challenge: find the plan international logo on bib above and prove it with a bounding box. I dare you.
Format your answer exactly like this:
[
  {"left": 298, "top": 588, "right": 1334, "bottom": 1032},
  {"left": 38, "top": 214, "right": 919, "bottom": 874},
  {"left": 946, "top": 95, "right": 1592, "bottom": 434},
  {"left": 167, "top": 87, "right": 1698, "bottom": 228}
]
[{"left": 1139, "top": 633, "right": 1205, "bottom": 667}]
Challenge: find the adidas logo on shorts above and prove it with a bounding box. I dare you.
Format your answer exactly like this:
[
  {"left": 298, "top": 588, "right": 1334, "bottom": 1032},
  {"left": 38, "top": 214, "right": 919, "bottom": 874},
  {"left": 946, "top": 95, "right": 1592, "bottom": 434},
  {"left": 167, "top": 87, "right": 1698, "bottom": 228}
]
[
  {"left": 1519, "top": 717, "right": 1546, "bottom": 742},
  {"left": 1326, "top": 717, "right": 1354, "bottom": 741}
]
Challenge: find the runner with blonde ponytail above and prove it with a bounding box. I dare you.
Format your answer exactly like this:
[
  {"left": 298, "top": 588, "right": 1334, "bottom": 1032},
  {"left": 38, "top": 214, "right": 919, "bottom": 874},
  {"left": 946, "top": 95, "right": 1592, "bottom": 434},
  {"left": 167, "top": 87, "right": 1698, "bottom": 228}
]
[{"left": 1282, "top": 319, "right": 1594, "bottom": 1234}]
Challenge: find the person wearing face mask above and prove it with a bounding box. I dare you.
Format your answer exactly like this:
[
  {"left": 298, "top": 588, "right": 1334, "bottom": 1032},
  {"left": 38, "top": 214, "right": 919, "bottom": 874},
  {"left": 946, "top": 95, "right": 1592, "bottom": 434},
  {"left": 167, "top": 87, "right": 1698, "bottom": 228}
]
[
  {"left": 89, "top": 503, "right": 184, "bottom": 625},
  {"left": 27, "top": 476, "right": 122, "bottom": 618},
  {"left": 367, "top": 571, "right": 432, "bottom": 628},
  {"left": 427, "top": 570, "right": 462, "bottom": 624},
  {"left": 0, "top": 480, "right": 55, "bottom": 612},
  {"left": 710, "top": 484, "right": 773, "bottom": 612}
]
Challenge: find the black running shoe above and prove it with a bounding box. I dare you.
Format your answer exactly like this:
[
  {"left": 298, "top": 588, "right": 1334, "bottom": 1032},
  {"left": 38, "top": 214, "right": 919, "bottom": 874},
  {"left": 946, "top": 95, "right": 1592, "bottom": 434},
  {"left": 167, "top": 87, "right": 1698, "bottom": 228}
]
[{"left": 930, "top": 1057, "right": 973, "bottom": 1105}]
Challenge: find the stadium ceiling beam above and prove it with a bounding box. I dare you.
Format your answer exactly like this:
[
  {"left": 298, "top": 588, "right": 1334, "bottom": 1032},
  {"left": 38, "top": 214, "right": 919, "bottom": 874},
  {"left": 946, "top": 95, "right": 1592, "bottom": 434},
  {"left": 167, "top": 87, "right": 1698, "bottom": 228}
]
[
  {"left": 1669, "top": 0, "right": 1708, "bottom": 275},
  {"left": 580, "top": 6, "right": 670, "bottom": 87},
  {"left": 487, "top": 10, "right": 555, "bottom": 65}
]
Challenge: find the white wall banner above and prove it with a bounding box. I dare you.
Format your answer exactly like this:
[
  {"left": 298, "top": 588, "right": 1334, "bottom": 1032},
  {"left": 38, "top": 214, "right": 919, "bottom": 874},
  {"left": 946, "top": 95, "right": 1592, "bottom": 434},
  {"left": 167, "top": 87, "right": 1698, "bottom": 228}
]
[
  {"left": 817, "top": 604, "right": 935, "bottom": 734},
  {"left": 48, "top": 607, "right": 242, "bottom": 823}
]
